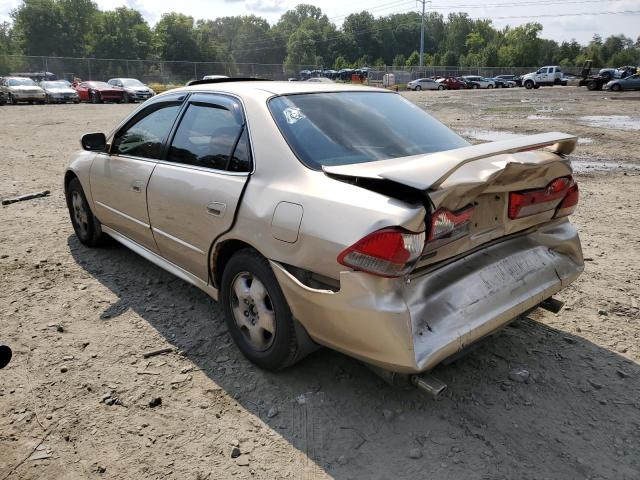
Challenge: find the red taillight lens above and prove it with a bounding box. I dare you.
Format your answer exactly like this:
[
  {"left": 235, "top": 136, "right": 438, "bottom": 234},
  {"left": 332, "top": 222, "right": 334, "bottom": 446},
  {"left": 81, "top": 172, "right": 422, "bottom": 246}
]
[
  {"left": 338, "top": 228, "right": 425, "bottom": 277},
  {"left": 554, "top": 183, "right": 579, "bottom": 218},
  {"left": 508, "top": 176, "right": 576, "bottom": 219},
  {"left": 425, "top": 206, "right": 474, "bottom": 251}
]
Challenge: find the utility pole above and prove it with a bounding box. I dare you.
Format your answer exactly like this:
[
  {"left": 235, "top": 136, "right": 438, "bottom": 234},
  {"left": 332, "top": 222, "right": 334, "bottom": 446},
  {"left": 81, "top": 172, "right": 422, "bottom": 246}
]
[{"left": 419, "top": 0, "right": 426, "bottom": 67}]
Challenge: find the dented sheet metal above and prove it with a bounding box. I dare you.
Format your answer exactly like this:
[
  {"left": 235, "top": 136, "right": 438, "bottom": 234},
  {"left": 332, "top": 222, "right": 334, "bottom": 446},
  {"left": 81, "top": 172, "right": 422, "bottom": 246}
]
[
  {"left": 272, "top": 219, "right": 583, "bottom": 373},
  {"left": 323, "top": 132, "right": 577, "bottom": 191}
]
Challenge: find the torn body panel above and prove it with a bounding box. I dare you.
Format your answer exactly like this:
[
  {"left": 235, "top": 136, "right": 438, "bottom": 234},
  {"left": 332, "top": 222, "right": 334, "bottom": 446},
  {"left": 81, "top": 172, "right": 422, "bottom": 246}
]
[{"left": 272, "top": 218, "right": 583, "bottom": 373}]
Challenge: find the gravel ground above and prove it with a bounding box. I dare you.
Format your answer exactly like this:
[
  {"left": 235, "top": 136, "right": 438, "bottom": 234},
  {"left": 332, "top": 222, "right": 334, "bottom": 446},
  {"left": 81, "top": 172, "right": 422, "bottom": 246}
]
[{"left": 1, "top": 86, "right": 639, "bottom": 480}]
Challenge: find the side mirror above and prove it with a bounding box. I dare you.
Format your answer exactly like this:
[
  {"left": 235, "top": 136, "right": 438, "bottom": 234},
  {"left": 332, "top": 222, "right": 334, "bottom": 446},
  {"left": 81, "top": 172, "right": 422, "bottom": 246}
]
[{"left": 81, "top": 132, "right": 107, "bottom": 151}]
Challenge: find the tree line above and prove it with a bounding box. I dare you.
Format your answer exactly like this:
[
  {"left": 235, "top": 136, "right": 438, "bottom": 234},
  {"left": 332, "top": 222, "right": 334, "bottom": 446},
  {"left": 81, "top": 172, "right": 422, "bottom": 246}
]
[{"left": 1, "top": 0, "right": 639, "bottom": 74}]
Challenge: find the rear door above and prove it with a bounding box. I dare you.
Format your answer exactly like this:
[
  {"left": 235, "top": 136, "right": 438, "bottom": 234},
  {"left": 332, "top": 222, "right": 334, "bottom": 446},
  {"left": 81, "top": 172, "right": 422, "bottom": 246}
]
[
  {"left": 90, "top": 94, "right": 185, "bottom": 251},
  {"left": 147, "top": 93, "right": 251, "bottom": 281}
]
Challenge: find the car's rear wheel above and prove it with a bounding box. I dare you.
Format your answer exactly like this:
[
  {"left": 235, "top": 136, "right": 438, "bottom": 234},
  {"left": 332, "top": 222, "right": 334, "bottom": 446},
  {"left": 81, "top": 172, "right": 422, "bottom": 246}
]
[
  {"left": 221, "top": 249, "right": 301, "bottom": 371},
  {"left": 66, "top": 178, "right": 106, "bottom": 247}
]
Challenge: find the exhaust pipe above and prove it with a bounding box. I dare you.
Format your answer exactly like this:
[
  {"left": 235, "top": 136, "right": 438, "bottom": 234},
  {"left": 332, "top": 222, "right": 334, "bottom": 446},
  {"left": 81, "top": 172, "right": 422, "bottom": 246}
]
[
  {"left": 365, "top": 363, "right": 447, "bottom": 399},
  {"left": 0, "top": 344, "right": 12, "bottom": 370},
  {"left": 410, "top": 374, "right": 447, "bottom": 399}
]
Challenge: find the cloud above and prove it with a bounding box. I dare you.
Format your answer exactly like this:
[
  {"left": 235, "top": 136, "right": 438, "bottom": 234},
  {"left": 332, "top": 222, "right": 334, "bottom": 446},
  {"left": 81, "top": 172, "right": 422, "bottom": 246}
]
[
  {"left": 245, "top": 0, "right": 287, "bottom": 14},
  {"left": 224, "top": 0, "right": 245, "bottom": 3}
]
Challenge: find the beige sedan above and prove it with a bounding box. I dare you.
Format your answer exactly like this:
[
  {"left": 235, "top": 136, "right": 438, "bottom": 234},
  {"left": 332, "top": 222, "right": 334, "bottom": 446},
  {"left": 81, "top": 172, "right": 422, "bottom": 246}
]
[{"left": 64, "top": 80, "right": 583, "bottom": 390}]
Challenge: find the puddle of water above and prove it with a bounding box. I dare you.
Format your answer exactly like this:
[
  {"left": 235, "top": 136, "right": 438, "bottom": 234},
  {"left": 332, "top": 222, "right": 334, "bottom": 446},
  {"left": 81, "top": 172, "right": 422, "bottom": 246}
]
[
  {"left": 577, "top": 115, "right": 640, "bottom": 131},
  {"left": 460, "top": 129, "right": 521, "bottom": 142}
]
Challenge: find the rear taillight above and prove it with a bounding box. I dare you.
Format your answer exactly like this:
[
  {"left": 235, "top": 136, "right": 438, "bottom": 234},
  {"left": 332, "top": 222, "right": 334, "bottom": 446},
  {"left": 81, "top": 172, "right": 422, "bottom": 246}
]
[
  {"left": 554, "top": 183, "right": 579, "bottom": 218},
  {"left": 338, "top": 228, "right": 425, "bottom": 277},
  {"left": 508, "top": 176, "right": 577, "bottom": 219},
  {"left": 425, "top": 206, "right": 474, "bottom": 251}
]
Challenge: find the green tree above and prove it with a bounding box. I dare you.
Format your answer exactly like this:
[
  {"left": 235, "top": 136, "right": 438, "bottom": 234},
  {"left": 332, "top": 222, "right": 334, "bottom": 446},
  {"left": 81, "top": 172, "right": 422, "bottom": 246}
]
[
  {"left": 392, "top": 53, "right": 406, "bottom": 67},
  {"left": 443, "top": 50, "right": 458, "bottom": 66},
  {"left": 93, "top": 7, "right": 152, "bottom": 59},
  {"left": 153, "top": 13, "right": 200, "bottom": 61},
  {"left": 405, "top": 51, "right": 419, "bottom": 66}
]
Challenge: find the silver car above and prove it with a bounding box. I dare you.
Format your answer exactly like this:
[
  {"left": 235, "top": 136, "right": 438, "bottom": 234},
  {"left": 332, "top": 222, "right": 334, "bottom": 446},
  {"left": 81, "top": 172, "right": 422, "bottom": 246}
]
[
  {"left": 0, "top": 76, "right": 46, "bottom": 104},
  {"left": 407, "top": 78, "right": 445, "bottom": 91},
  {"left": 64, "top": 81, "right": 583, "bottom": 386},
  {"left": 40, "top": 80, "right": 80, "bottom": 103}
]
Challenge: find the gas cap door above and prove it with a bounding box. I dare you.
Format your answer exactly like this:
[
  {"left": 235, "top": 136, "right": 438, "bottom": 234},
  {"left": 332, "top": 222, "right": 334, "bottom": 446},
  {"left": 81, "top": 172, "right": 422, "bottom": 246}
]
[{"left": 271, "top": 202, "right": 303, "bottom": 243}]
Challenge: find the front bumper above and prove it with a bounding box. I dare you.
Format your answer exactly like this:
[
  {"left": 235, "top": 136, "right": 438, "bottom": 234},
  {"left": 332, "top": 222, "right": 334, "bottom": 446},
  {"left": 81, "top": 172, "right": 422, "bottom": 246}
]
[
  {"left": 11, "top": 92, "right": 46, "bottom": 101},
  {"left": 271, "top": 219, "right": 583, "bottom": 373}
]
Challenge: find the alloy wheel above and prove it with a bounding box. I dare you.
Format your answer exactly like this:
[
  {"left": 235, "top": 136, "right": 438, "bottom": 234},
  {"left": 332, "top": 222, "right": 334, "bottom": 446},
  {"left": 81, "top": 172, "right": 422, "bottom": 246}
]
[
  {"left": 71, "top": 191, "right": 89, "bottom": 238},
  {"left": 230, "top": 272, "right": 276, "bottom": 351}
]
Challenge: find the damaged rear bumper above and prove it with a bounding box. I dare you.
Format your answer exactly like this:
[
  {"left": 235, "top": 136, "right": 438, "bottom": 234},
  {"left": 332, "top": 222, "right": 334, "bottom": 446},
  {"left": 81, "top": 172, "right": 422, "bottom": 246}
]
[{"left": 271, "top": 219, "right": 583, "bottom": 373}]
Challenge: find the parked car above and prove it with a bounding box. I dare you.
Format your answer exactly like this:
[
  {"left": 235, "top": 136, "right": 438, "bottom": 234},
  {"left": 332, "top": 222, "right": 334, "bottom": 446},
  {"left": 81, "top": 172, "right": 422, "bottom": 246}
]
[
  {"left": 492, "top": 77, "right": 516, "bottom": 88},
  {"left": 605, "top": 74, "right": 640, "bottom": 91},
  {"left": 461, "top": 76, "right": 495, "bottom": 89},
  {"left": 521, "top": 66, "right": 567, "bottom": 89},
  {"left": 202, "top": 75, "right": 229, "bottom": 80},
  {"left": 305, "top": 77, "right": 334, "bottom": 83},
  {"left": 436, "top": 77, "right": 467, "bottom": 90},
  {"left": 407, "top": 78, "right": 445, "bottom": 91},
  {"left": 64, "top": 81, "right": 583, "bottom": 382},
  {"left": 73, "top": 81, "right": 124, "bottom": 103},
  {"left": 495, "top": 74, "right": 522, "bottom": 87},
  {"left": 0, "top": 77, "right": 46, "bottom": 104},
  {"left": 107, "top": 78, "right": 155, "bottom": 103},
  {"left": 40, "top": 80, "right": 80, "bottom": 103}
]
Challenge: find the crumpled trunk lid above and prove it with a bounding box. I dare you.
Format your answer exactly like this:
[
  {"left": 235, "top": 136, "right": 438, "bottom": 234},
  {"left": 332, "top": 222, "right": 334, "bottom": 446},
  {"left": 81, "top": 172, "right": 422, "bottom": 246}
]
[{"left": 323, "top": 132, "right": 578, "bottom": 269}]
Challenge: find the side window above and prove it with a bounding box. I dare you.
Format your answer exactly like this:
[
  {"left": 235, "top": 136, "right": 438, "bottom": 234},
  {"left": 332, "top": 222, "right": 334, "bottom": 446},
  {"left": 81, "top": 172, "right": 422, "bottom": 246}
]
[
  {"left": 228, "top": 128, "right": 251, "bottom": 172},
  {"left": 112, "top": 103, "right": 182, "bottom": 159},
  {"left": 167, "top": 103, "right": 244, "bottom": 171}
]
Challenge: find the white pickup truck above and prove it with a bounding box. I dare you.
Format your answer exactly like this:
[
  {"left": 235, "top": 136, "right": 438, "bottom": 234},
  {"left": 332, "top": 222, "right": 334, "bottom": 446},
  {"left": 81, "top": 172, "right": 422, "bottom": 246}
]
[{"left": 521, "top": 66, "right": 568, "bottom": 89}]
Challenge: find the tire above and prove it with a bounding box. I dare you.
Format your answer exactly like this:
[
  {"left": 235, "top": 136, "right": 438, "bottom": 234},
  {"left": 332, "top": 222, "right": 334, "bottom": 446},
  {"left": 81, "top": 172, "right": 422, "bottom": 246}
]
[
  {"left": 122, "top": 92, "right": 129, "bottom": 103},
  {"left": 66, "top": 177, "right": 106, "bottom": 247},
  {"left": 415, "top": 85, "right": 421, "bottom": 91},
  {"left": 587, "top": 81, "right": 598, "bottom": 91},
  {"left": 220, "top": 249, "right": 301, "bottom": 371},
  {"left": 472, "top": 84, "right": 479, "bottom": 89},
  {"left": 90, "top": 91, "right": 100, "bottom": 104},
  {"left": 45, "top": 95, "right": 51, "bottom": 104},
  {"left": 8, "top": 93, "right": 16, "bottom": 105},
  {"left": 524, "top": 81, "right": 534, "bottom": 89},
  {"left": 438, "top": 85, "right": 445, "bottom": 90},
  {"left": 611, "top": 84, "right": 622, "bottom": 92},
  {"left": 488, "top": 84, "right": 494, "bottom": 89}
]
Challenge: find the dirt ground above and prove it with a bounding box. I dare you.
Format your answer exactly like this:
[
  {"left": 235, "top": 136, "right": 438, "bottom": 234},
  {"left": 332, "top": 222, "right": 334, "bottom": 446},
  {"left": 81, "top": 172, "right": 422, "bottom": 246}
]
[{"left": 1, "top": 86, "right": 639, "bottom": 480}]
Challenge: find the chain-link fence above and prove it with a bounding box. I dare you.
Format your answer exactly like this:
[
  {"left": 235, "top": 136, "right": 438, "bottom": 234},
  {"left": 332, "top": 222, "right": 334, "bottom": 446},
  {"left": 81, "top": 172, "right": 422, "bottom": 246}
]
[
  {"left": 0, "top": 54, "right": 585, "bottom": 85},
  {"left": 0, "top": 54, "right": 321, "bottom": 83}
]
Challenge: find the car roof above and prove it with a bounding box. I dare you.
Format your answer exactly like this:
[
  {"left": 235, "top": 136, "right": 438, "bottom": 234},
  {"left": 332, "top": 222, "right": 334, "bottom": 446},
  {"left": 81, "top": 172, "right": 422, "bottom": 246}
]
[{"left": 170, "top": 81, "right": 387, "bottom": 97}]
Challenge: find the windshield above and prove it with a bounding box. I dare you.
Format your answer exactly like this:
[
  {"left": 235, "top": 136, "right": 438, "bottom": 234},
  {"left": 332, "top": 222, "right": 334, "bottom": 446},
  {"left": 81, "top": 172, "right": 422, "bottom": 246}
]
[
  {"left": 41, "top": 81, "right": 68, "bottom": 89},
  {"left": 8, "top": 78, "right": 36, "bottom": 86},
  {"left": 121, "top": 79, "right": 144, "bottom": 87},
  {"left": 269, "top": 92, "right": 468, "bottom": 169},
  {"left": 87, "top": 81, "right": 111, "bottom": 88}
]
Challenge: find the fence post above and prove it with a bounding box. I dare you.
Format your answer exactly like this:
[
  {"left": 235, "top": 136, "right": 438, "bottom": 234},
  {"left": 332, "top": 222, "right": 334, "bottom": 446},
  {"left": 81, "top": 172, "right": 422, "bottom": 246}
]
[
  {"left": 88, "top": 58, "right": 92, "bottom": 80},
  {"left": 194, "top": 62, "right": 197, "bottom": 80},
  {"left": 126, "top": 60, "right": 130, "bottom": 77}
]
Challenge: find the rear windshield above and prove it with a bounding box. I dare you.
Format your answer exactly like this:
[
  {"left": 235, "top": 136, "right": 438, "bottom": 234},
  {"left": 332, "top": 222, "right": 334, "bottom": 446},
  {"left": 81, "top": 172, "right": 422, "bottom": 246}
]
[{"left": 269, "top": 92, "right": 468, "bottom": 169}]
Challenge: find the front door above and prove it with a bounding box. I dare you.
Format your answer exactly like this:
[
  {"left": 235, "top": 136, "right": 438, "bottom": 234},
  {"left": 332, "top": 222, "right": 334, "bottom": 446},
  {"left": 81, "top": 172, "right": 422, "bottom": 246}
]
[
  {"left": 90, "top": 95, "right": 185, "bottom": 252},
  {"left": 147, "top": 93, "right": 252, "bottom": 281}
]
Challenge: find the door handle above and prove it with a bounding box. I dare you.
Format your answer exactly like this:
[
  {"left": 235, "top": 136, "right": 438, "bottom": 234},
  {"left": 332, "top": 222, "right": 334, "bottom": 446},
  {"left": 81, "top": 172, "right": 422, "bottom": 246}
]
[
  {"left": 131, "top": 180, "right": 143, "bottom": 193},
  {"left": 206, "top": 202, "right": 226, "bottom": 217}
]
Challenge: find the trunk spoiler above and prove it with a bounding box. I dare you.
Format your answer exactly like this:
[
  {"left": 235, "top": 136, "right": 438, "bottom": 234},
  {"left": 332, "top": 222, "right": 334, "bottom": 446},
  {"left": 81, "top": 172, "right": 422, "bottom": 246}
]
[{"left": 323, "top": 132, "right": 577, "bottom": 190}]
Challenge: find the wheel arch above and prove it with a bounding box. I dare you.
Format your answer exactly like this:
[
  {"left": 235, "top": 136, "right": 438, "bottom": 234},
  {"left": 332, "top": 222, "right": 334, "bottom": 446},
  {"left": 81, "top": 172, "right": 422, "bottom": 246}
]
[{"left": 211, "top": 238, "right": 258, "bottom": 289}]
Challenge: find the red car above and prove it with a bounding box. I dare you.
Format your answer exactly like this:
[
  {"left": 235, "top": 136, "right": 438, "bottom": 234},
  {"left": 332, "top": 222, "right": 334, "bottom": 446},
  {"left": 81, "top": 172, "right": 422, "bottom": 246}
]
[
  {"left": 74, "top": 81, "right": 124, "bottom": 103},
  {"left": 436, "top": 77, "right": 468, "bottom": 90}
]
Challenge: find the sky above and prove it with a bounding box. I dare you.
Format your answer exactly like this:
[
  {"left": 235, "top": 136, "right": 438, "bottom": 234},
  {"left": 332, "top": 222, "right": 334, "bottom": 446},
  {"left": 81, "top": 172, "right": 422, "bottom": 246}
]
[{"left": 1, "top": 0, "right": 639, "bottom": 44}]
